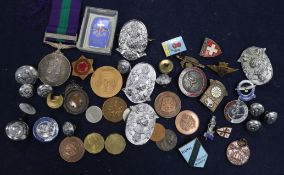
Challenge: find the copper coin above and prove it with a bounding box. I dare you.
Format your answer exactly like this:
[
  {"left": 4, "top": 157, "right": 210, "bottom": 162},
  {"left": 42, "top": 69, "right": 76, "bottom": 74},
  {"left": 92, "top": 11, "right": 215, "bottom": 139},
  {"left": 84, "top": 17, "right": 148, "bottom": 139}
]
[
  {"left": 102, "top": 97, "right": 127, "bottom": 123},
  {"left": 175, "top": 110, "right": 199, "bottom": 135},
  {"left": 59, "top": 136, "right": 85, "bottom": 163},
  {"left": 226, "top": 138, "right": 250, "bottom": 166},
  {"left": 154, "top": 91, "right": 181, "bottom": 118},
  {"left": 150, "top": 123, "right": 166, "bottom": 142}
]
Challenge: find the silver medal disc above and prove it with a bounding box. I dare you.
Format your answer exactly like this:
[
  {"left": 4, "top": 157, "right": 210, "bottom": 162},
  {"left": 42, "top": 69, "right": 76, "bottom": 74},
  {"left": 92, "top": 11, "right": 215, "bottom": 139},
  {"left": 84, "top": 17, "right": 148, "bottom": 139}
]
[
  {"left": 224, "top": 100, "right": 248, "bottom": 124},
  {"left": 85, "top": 106, "right": 103, "bottom": 123},
  {"left": 38, "top": 51, "right": 71, "bottom": 87},
  {"left": 125, "top": 103, "right": 157, "bottom": 145},
  {"left": 238, "top": 46, "right": 273, "bottom": 85},
  {"left": 124, "top": 63, "right": 156, "bottom": 103},
  {"left": 178, "top": 67, "right": 207, "bottom": 97},
  {"left": 116, "top": 20, "right": 148, "bottom": 61}
]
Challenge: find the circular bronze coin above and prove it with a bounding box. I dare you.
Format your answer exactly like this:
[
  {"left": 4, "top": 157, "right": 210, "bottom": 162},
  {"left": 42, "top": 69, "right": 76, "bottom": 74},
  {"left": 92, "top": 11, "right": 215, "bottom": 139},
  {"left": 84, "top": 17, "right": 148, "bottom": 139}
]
[
  {"left": 102, "top": 97, "right": 127, "bottom": 123},
  {"left": 105, "top": 133, "right": 126, "bottom": 155},
  {"left": 150, "top": 123, "right": 166, "bottom": 142},
  {"left": 154, "top": 91, "right": 181, "bottom": 118},
  {"left": 175, "top": 110, "right": 199, "bottom": 135},
  {"left": 90, "top": 66, "right": 123, "bottom": 98},
  {"left": 84, "top": 133, "right": 104, "bottom": 154},
  {"left": 59, "top": 136, "right": 85, "bottom": 163},
  {"left": 156, "top": 129, "right": 177, "bottom": 151}
]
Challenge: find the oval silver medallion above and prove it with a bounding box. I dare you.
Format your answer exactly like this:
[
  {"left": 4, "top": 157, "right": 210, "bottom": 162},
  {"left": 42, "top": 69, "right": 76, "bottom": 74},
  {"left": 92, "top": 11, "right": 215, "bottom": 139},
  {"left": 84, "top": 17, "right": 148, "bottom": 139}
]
[
  {"left": 125, "top": 103, "right": 157, "bottom": 145},
  {"left": 238, "top": 46, "right": 273, "bottom": 85},
  {"left": 116, "top": 20, "right": 148, "bottom": 61},
  {"left": 38, "top": 51, "right": 71, "bottom": 87},
  {"left": 124, "top": 63, "right": 156, "bottom": 103}
]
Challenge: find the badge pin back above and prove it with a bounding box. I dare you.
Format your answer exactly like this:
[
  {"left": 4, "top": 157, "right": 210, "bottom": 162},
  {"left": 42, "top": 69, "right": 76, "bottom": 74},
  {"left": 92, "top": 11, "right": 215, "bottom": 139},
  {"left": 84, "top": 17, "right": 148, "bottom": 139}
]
[{"left": 161, "top": 36, "right": 187, "bottom": 57}]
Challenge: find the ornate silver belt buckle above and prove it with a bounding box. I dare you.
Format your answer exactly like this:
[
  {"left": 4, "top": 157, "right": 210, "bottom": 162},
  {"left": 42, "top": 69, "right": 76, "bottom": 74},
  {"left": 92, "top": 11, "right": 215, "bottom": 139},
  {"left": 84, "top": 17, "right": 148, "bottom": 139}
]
[
  {"left": 116, "top": 20, "right": 148, "bottom": 61},
  {"left": 125, "top": 103, "right": 157, "bottom": 145},
  {"left": 123, "top": 63, "right": 156, "bottom": 103},
  {"left": 238, "top": 46, "right": 273, "bottom": 85}
]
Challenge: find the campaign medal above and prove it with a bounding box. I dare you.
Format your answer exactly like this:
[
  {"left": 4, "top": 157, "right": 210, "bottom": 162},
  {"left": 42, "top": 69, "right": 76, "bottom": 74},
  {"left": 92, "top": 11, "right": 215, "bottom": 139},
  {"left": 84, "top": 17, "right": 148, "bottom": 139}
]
[
  {"left": 226, "top": 138, "right": 250, "bottom": 166},
  {"left": 89, "top": 17, "right": 111, "bottom": 48},
  {"left": 125, "top": 103, "right": 157, "bottom": 145},
  {"left": 238, "top": 46, "right": 273, "bottom": 85},
  {"left": 162, "top": 36, "right": 187, "bottom": 57},
  {"left": 200, "top": 38, "right": 222, "bottom": 58},
  {"left": 235, "top": 80, "right": 256, "bottom": 101},
  {"left": 124, "top": 63, "right": 156, "bottom": 103},
  {"left": 63, "top": 83, "right": 89, "bottom": 115},
  {"left": 72, "top": 56, "right": 94, "bottom": 80},
  {"left": 200, "top": 79, "right": 227, "bottom": 112},
  {"left": 39, "top": 0, "right": 82, "bottom": 87},
  {"left": 178, "top": 138, "right": 208, "bottom": 168},
  {"left": 178, "top": 67, "right": 207, "bottom": 97},
  {"left": 117, "top": 20, "right": 148, "bottom": 61},
  {"left": 224, "top": 99, "right": 248, "bottom": 124}
]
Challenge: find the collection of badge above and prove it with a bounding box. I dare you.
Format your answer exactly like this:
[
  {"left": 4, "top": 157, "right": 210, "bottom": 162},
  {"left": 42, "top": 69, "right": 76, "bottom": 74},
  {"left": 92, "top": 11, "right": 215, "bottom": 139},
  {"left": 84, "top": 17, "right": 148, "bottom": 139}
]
[{"left": 5, "top": 0, "right": 279, "bottom": 167}]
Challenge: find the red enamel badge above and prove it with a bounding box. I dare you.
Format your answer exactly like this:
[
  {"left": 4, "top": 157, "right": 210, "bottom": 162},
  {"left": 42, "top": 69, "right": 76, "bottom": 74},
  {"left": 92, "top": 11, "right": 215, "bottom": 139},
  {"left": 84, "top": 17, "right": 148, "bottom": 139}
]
[{"left": 200, "top": 38, "right": 222, "bottom": 58}]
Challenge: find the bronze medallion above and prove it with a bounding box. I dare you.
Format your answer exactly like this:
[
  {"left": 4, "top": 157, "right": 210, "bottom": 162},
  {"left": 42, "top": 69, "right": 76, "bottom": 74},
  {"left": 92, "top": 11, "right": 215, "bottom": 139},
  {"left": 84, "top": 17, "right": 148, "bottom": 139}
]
[
  {"left": 154, "top": 91, "right": 181, "bottom": 118},
  {"left": 59, "top": 136, "right": 85, "bottom": 163},
  {"left": 226, "top": 138, "right": 250, "bottom": 166},
  {"left": 102, "top": 97, "right": 128, "bottom": 123},
  {"left": 175, "top": 110, "right": 199, "bottom": 135},
  {"left": 150, "top": 123, "right": 166, "bottom": 142},
  {"left": 90, "top": 66, "right": 123, "bottom": 98}
]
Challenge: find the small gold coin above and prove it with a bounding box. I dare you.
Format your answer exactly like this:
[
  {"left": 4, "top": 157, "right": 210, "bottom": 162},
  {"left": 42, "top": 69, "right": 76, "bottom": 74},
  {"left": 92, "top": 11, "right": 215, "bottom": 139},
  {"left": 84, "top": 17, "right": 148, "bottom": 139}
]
[
  {"left": 105, "top": 133, "right": 126, "bottom": 155},
  {"left": 102, "top": 97, "right": 127, "bottom": 123},
  {"left": 90, "top": 66, "right": 123, "bottom": 98},
  {"left": 47, "top": 93, "right": 63, "bottom": 109},
  {"left": 83, "top": 133, "right": 104, "bottom": 154},
  {"left": 150, "top": 123, "right": 166, "bottom": 142},
  {"left": 159, "top": 59, "right": 174, "bottom": 74}
]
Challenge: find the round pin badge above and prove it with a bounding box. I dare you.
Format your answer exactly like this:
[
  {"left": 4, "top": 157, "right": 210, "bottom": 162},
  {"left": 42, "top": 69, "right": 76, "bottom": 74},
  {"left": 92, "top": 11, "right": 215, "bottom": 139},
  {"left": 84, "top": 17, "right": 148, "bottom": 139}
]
[
  {"left": 33, "top": 117, "right": 59, "bottom": 142},
  {"left": 236, "top": 80, "right": 256, "bottom": 101},
  {"left": 85, "top": 106, "right": 103, "bottom": 123},
  {"left": 226, "top": 138, "right": 250, "bottom": 166},
  {"left": 178, "top": 67, "right": 207, "bottom": 97},
  {"left": 224, "top": 100, "right": 248, "bottom": 124}
]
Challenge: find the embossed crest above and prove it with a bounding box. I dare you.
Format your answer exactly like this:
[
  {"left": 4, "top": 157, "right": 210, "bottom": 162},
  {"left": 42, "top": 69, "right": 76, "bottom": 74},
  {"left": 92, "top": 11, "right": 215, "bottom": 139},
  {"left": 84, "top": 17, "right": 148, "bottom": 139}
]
[
  {"left": 178, "top": 67, "right": 207, "bottom": 97},
  {"left": 125, "top": 103, "right": 157, "bottom": 145},
  {"left": 238, "top": 46, "right": 273, "bottom": 85},
  {"left": 116, "top": 20, "right": 148, "bottom": 60},
  {"left": 124, "top": 63, "right": 156, "bottom": 103}
]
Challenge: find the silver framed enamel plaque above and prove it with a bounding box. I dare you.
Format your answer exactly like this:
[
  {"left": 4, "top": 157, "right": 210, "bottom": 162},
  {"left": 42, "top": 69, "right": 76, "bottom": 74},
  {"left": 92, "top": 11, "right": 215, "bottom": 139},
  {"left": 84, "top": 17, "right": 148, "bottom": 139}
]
[{"left": 77, "top": 7, "right": 118, "bottom": 55}]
